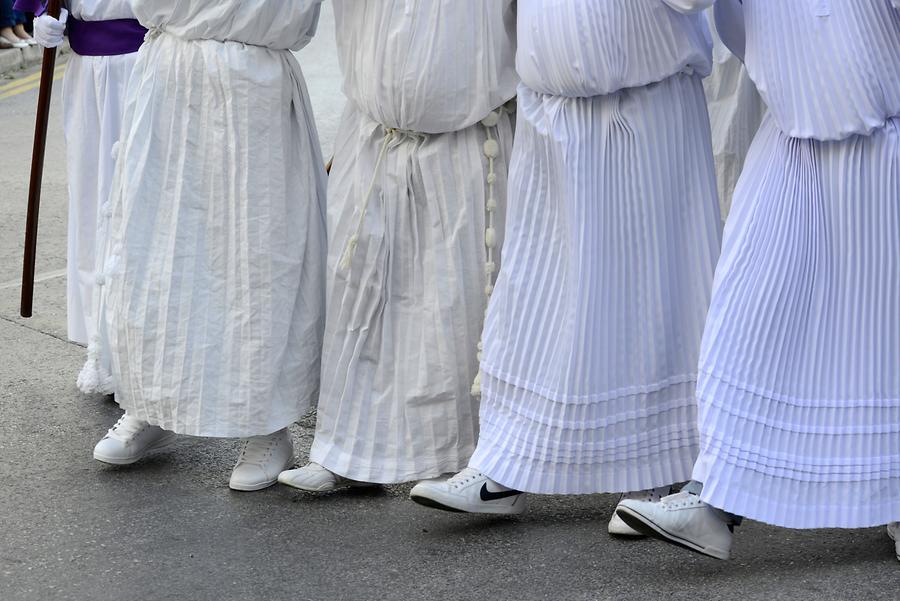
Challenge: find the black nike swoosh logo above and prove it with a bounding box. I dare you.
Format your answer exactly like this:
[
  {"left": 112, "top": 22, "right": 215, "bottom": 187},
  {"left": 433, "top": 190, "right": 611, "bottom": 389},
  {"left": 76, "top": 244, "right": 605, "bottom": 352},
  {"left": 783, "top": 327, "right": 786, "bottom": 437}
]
[{"left": 480, "top": 483, "right": 522, "bottom": 502}]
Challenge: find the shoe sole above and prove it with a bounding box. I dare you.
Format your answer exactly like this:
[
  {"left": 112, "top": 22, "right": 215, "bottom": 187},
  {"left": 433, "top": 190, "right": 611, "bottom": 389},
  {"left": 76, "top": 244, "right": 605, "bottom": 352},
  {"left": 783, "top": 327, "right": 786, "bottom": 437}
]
[
  {"left": 229, "top": 478, "right": 280, "bottom": 492},
  {"left": 277, "top": 474, "right": 379, "bottom": 493},
  {"left": 93, "top": 433, "right": 178, "bottom": 465},
  {"left": 615, "top": 506, "right": 730, "bottom": 560},
  {"left": 409, "top": 492, "right": 526, "bottom": 515}
]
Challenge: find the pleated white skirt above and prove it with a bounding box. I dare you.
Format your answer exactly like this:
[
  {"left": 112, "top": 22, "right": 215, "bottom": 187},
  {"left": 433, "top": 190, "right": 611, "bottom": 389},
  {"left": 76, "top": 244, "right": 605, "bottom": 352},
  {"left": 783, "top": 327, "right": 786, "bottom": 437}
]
[
  {"left": 62, "top": 52, "right": 137, "bottom": 393},
  {"left": 309, "top": 103, "right": 513, "bottom": 483},
  {"left": 693, "top": 115, "right": 900, "bottom": 529},
  {"left": 105, "top": 34, "right": 328, "bottom": 438},
  {"left": 470, "top": 74, "right": 723, "bottom": 494}
]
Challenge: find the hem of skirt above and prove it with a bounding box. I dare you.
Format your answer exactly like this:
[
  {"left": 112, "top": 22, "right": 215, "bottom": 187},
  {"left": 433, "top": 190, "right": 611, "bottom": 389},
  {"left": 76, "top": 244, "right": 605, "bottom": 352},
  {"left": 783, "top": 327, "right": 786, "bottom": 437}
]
[
  {"left": 699, "top": 366, "right": 900, "bottom": 408},
  {"left": 116, "top": 402, "right": 304, "bottom": 439},
  {"left": 309, "top": 439, "right": 472, "bottom": 484},
  {"left": 697, "top": 471, "right": 900, "bottom": 529},
  {"left": 481, "top": 362, "right": 697, "bottom": 405},
  {"left": 469, "top": 437, "right": 697, "bottom": 495}
]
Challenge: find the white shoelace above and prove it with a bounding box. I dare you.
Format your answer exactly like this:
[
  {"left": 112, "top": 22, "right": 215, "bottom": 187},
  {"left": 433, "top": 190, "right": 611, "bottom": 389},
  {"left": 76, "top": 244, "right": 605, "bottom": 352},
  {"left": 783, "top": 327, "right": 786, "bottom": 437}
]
[
  {"left": 620, "top": 485, "right": 672, "bottom": 504},
  {"left": 106, "top": 414, "right": 146, "bottom": 443},
  {"left": 446, "top": 467, "right": 484, "bottom": 489},
  {"left": 237, "top": 435, "right": 279, "bottom": 467}
]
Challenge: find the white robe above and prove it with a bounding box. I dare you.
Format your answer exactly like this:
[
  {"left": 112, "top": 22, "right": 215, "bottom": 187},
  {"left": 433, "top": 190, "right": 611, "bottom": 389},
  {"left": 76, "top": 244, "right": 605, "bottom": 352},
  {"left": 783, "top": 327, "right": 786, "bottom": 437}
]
[
  {"left": 103, "top": 0, "right": 328, "bottom": 438},
  {"left": 469, "top": 0, "right": 724, "bottom": 494},
  {"left": 61, "top": 0, "right": 140, "bottom": 394},
  {"left": 694, "top": 0, "right": 900, "bottom": 529},
  {"left": 702, "top": 8, "right": 764, "bottom": 218},
  {"left": 308, "top": 0, "right": 518, "bottom": 483}
]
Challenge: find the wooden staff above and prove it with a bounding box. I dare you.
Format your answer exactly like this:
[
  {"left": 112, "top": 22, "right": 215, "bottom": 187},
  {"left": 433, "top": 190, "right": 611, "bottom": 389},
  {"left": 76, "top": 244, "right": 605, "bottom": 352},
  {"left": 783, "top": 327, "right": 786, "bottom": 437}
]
[{"left": 20, "top": 0, "right": 63, "bottom": 318}]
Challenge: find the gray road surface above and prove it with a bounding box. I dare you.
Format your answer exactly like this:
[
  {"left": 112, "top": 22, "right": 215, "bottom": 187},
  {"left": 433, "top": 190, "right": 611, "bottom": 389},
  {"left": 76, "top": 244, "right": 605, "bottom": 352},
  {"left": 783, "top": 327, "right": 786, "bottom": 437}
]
[{"left": 0, "top": 6, "right": 896, "bottom": 601}]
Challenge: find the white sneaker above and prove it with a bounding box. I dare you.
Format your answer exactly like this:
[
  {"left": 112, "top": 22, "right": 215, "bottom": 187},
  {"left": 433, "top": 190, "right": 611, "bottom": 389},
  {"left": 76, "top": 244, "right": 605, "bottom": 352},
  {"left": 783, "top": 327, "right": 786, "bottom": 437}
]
[
  {"left": 888, "top": 522, "right": 900, "bottom": 562},
  {"left": 277, "top": 462, "right": 376, "bottom": 492},
  {"left": 615, "top": 491, "right": 734, "bottom": 560},
  {"left": 229, "top": 428, "right": 294, "bottom": 491},
  {"left": 608, "top": 485, "right": 673, "bottom": 536},
  {"left": 93, "top": 413, "right": 176, "bottom": 465},
  {"left": 409, "top": 467, "right": 526, "bottom": 515}
]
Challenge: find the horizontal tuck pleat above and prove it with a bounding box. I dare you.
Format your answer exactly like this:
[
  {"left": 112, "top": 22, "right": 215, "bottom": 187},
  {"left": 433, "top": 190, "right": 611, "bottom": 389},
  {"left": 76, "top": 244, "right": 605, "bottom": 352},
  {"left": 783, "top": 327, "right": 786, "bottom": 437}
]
[
  {"left": 694, "top": 116, "right": 900, "bottom": 529},
  {"left": 473, "top": 73, "right": 723, "bottom": 494}
]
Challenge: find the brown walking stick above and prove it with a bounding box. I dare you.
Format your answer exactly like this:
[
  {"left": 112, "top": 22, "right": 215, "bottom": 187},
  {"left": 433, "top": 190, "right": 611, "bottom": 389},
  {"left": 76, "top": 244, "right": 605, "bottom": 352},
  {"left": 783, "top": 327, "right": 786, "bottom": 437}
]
[{"left": 20, "top": 0, "right": 62, "bottom": 318}]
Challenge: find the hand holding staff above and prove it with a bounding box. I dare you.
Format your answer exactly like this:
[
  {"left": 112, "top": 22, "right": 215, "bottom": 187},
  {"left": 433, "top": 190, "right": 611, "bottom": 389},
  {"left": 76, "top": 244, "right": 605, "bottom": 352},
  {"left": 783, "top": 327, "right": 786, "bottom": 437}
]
[{"left": 20, "top": 0, "right": 62, "bottom": 318}]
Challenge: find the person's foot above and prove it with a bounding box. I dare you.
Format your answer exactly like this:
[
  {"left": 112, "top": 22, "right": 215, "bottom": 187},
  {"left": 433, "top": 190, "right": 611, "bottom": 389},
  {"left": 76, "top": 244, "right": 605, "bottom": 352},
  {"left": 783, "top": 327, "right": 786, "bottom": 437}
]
[
  {"left": 12, "top": 24, "right": 35, "bottom": 44},
  {"left": 229, "top": 428, "right": 294, "bottom": 491},
  {"left": 93, "top": 413, "right": 177, "bottom": 465},
  {"left": 409, "top": 467, "right": 527, "bottom": 515},
  {"left": 608, "top": 485, "right": 673, "bottom": 536},
  {"left": 0, "top": 28, "right": 28, "bottom": 49},
  {"left": 277, "top": 462, "right": 377, "bottom": 492},
  {"left": 887, "top": 522, "right": 900, "bottom": 562},
  {"left": 615, "top": 491, "right": 734, "bottom": 560}
]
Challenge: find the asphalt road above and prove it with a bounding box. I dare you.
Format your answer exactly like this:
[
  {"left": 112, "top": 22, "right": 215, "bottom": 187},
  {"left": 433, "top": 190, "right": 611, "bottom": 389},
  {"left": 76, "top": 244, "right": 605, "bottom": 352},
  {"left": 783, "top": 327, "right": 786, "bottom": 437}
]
[{"left": 0, "top": 7, "right": 897, "bottom": 601}]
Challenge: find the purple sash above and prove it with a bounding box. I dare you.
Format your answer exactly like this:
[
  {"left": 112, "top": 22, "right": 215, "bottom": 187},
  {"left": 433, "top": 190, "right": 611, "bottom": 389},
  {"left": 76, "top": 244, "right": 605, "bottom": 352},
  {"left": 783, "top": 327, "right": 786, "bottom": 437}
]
[
  {"left": 11, "top": 1, "right": 146, "bottom": 57},
  {"left": 67, "top": 18, "right": 147, "bottom": 57}
]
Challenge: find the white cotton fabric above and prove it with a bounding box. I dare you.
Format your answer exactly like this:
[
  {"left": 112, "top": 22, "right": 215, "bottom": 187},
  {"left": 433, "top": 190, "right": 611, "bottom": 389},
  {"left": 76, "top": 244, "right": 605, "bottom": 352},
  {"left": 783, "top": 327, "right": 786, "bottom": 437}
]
[
  {"left": 104, "top": 0, "right": 328, "bottom": 438},
  {"left": 309, "top": 0, "right": 517, "bottom": 483},
  {"left": 332, "top": 0, "right": 517, "bottom": 133},
  {"left": 694, "top": 1, "right": 900, "bottom": 528},
  {"left": 470, "top": 1, "right": 723, "bottom": 495},
  {"left": 703, "top": 8, "right": 765, "bottom": 217},
  {"left": 60, "top": 0, "right": 138, "bottom": 394},
  {"left": 516, "top": 0, "right": 712, "bottom": 98},
  {"left": 742, "top": 0, "right": 900, "bottom": 141}
]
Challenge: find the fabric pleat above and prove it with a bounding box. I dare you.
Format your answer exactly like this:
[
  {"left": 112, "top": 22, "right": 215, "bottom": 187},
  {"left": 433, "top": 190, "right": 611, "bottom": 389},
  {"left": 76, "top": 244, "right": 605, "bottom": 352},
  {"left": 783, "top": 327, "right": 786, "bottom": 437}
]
[
  {"left": 693, "top": 115, "right": 900, "bottom": 528},
  {"left": 309, "top": 104, "right": 514, "bottom": 483},
  {"left": 741, "top": 0, "right": 900, "bottom": 140},
  {"left": 516, "top": 0, "right": 712, "bottom": 98},
  {"left": 104, "top": 1, "right": 328, "bottom": 438},
  {"left": 62, "top": 49, "right": 137, "bottom": 394},
  {"left": 470, "top": 72, "right": 723, "bottom": 494}
]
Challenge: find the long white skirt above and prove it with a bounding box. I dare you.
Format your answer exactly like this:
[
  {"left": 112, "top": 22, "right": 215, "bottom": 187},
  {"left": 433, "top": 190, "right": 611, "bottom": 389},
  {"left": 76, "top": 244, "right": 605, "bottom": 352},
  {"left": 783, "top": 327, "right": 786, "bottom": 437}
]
[
  {"left": 470, "top": 74, "right": 723, "bottom": 494},
  {"left": 693, "top": 115, "right": 900, "bottom": 529},
  {"left": 62, "top": 52, "right": 137, "bottom": 394},
  {"left": 104, "top": 33, "right": 328, "bottom": 438},
  {"left": 309, "top": 103, "right": 513, "bottom": 483}
]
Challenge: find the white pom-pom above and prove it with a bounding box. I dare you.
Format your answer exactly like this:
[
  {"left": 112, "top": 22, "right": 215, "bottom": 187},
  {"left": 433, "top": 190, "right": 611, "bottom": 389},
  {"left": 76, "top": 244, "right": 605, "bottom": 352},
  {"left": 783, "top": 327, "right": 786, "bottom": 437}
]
[
  {"left": 486, "top": 173, "right": 497, "bottom": 184},
  {"left": 470, "top": 371, "right": 482, "bottom": 397},
  {"left": 483, "top": 139, "right": 500, "bottom": 159},
  {"left": 480, "top": 111, "right": 500, "bottom": 128},
  {"left": 485, "top": 284, "right": 494, "bottom": 296},
  {"left": 487, "top": 197, "right": 497, "bottom": 211},
  {"left": 485, "top": 227, "right": 497, "bottom": 248}
]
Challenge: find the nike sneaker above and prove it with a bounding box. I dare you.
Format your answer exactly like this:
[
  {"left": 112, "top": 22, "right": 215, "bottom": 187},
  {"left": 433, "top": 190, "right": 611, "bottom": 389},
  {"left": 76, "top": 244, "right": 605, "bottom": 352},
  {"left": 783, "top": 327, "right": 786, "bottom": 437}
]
[
  {"left": 615, "top": 491, "right": 734, "bottom": 560},
  {"left": 409, "top": 467, "right": 526, "bottom": 515},
  {"left": 608, "top": 485, "right": 673, "bottom": 536}
]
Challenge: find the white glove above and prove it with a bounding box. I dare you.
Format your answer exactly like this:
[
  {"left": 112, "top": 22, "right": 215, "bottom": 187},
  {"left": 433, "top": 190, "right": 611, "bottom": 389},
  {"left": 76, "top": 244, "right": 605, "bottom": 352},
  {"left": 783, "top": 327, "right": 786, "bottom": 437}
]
[{"left": 33, "top": 8, "right": 69, "bottom": 49}]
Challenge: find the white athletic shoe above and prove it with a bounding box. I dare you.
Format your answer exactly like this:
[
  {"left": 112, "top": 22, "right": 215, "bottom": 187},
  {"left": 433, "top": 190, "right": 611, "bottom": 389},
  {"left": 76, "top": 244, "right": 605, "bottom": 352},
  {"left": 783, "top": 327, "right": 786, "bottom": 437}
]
[
  {"left": 888, "top": 522, "right": 900, "bottom": 562},
  {"left": 229, "top": 428, "right": 294, "bottom": 491},
  {"left": 93, "top": 413, "right": 177, "bottom": 465},
  {"left": 608, "top": 486, "right": 673, "bottom": 536},
  {"left": 277, "top": 462, "right": 376, "bottom": 492},
  {"left": 615, "top": 491, "right": 734, "bottom": 560},
  {"left": 409, "top": 467, "right": 527, "bottom": 515}
]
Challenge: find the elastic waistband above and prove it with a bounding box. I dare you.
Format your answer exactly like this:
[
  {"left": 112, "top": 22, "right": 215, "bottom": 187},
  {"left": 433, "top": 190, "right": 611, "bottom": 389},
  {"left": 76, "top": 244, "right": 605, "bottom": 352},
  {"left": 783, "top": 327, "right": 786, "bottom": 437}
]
[{"left": 68, "top": 17, "right": 147, "bottom": 57}]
